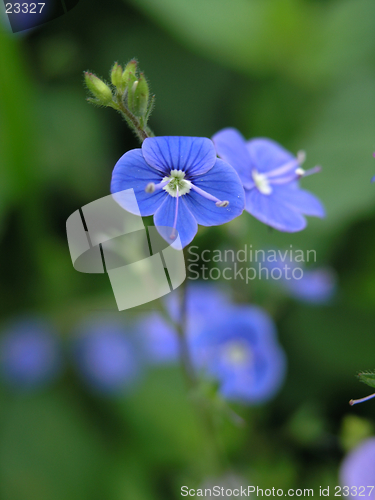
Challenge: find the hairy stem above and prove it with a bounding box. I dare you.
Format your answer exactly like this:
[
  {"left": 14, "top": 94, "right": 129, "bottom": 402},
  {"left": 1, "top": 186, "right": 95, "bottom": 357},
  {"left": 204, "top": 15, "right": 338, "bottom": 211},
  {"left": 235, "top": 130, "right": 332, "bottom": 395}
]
[{"left": 114, "top": 93, "right": 154, "bottom": 143}]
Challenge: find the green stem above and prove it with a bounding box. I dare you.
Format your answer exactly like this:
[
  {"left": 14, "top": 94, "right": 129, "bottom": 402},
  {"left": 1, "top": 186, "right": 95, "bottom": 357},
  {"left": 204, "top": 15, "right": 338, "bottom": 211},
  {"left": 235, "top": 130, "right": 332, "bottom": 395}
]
[
  {"left": 114, "top": 93, "right": 154, "bottom": 143},
  {"left": 174, "top": 279, "right": 226, "bottom": 475}
]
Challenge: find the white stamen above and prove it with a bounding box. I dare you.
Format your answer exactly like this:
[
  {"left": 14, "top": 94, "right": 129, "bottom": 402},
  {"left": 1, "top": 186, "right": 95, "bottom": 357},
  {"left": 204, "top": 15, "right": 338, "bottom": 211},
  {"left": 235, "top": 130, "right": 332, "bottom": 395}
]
[
  {"left": 295, "top": 167, "right": 305, "bottom": 177},
  {"left": 252, "top": 170, "right": 272, "bottom": 195},
  {"left": 163, "top": 170, "right": 192, "bottom": 197},
  {"left": 222, "top": 341, "right": 252, "bottom": 366},
  {"left": 297, "top": 150, "right": 306, "bottom": 164}
]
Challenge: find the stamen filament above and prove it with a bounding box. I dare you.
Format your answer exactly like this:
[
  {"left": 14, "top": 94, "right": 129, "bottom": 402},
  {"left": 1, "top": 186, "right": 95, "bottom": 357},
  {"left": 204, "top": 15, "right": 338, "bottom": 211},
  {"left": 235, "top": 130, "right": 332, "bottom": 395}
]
[
  {"left": 266, "top": 159, "right": 299, "bottom": 179},
  {"left": 297, "top": 166, "right": 321, "bottom": 178},
  {"left": 349, "top": 393, "right": 375, "bottom": 406},
  {"left": 190, "top": 184, "right": 229, "bottom": 207},
  {"left": 145, "top": 179, "right": 171, "bottom": 193},
  {"left": 269, "top": 174, "right": 299, "bottom": 185},
  {"left": 269, "top": 166, "right": 322, "bottom": 185}
]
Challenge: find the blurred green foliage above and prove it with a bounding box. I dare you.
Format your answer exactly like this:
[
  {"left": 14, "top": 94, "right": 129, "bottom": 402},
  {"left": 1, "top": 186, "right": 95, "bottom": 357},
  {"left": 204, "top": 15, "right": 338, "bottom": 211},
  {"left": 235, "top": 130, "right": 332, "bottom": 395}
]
[{"left": 1, "top": 0, "right": 375, "bottom": 498}]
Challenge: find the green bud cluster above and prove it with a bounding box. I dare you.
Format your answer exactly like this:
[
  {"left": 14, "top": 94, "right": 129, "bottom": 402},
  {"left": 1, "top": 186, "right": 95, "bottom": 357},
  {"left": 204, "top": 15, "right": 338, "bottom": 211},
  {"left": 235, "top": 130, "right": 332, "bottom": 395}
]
[{"left": 84, "top": 59, "right": 155, "bottom": 143}]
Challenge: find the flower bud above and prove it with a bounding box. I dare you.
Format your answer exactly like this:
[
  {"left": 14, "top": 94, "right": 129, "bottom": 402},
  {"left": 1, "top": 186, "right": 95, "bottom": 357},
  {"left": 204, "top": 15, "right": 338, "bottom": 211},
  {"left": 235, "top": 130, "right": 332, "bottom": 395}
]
[
  {"left": 122, "top": 59, "right": 137, "bottom": 87},
  {"left": 84, "top": 72, "right": 113, "bottom": 105},
  {"left": 133, "top": 73, "right": 150, "bottom": 117},
  {"left": 110, "top": 62, "right": 123, "bottom": 89}
]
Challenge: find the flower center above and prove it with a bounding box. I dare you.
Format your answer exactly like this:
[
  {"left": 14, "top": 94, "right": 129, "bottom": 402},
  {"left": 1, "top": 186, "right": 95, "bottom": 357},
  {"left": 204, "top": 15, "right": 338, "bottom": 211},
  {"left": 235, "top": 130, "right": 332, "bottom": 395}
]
[
  {"left": 222, "top": 340, "right": 252, "bottom": 367},
  {"left": 163, "top": 170, "right": 192, "bottom": 197},
  {"left": 252, "top": 170, "right": 272, "bottom": 195}
]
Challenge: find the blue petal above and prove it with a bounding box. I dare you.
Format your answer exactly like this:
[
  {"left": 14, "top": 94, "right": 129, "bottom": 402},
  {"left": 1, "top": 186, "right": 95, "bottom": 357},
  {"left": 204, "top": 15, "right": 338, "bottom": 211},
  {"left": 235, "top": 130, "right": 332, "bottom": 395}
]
[
  {"left": 271, "top": 183, "right": 325, "bottom": 218},
  {"left": 142, "top": 136, "right": 216, "bottom": 176},
  {"left": 247, "top": 138, "right": 295, "bottom": 174},
  {"left": 154, "top": 195, "right": 198, "bottom": 248},
  {"left": 212, "top": 128, "right": 254, "bottom": 187},
  {"left": 245, "top": 188, "right": 307, "bottom": 232},
  {"left": 219, "top": 343, "right": 286, "bottom": 404},
  {"left": 166, "top": 282, "right": 229, "bottom": 326},
  {"left": 286, "top": 268, "right": 336, "bottom": 304},
  {"left": 138, "top": 313, "right": 179, "bottom": 364},
  {"left": 111, "top": 149, "right": 167, "bottom": 216},
  {"left": 191, "top": 305, "right": 287, "bottom": 405},
  {"left": 184, "top": 159, "right": 245, "bottom": 226}
]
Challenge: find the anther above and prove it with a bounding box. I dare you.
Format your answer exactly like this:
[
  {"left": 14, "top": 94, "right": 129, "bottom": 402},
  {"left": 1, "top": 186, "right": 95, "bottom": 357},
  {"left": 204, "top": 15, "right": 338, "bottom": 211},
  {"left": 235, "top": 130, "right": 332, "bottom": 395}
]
[
  {"left": 145, "top": 182, "right": 155, "bottom": 193},
  {"left": 295, "top": 168, "right": 305, "bottom": 177},
  {"left": 216, "top": 200, "right": 230, "bottom": 207},
  {"left": 297, "top": 150, "right": 306, "bottom": 164}
]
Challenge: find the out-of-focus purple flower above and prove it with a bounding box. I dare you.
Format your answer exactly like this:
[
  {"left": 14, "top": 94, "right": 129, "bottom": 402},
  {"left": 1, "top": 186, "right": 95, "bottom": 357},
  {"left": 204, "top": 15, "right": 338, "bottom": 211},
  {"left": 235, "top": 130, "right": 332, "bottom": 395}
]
[
  {"left": 73, "top": 318, "right": 140, "bottom": 395},
  {"left": 139, "top": 313, "right": 178, "bottom": 364},
  {"left": 264, "top": 252, "right": 336, "bottom": 304},
  {"left": 286, "top": 267, "right": 336, "bottom": 304},
  {"left": 111, "top": 136, "right": 245, "bottom": 248},
  {"left": 139, "top": 283, "right": 229, "bottom": 364},
  {"left": 139, "top": 283, "right": 286, "bottom": 404},
  {"left": 191, "top": 305, "right": 287, "bottom": 404},
  {"left": 212, "top": 128, "right": 325, "bottom": 232},
  {"left": 340, "top": 437, "right": 375, "bottom": 496},
  {"left": 0, "top": 318, "right": 61, "bottom": 391}
]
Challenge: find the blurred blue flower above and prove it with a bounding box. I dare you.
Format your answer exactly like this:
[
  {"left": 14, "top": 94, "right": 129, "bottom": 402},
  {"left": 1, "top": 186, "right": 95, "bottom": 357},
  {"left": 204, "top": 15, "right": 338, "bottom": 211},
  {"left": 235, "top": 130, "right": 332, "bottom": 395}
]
[
  {"left": 191, "top": 305, "right": 287, "bottom": 405},
  {"left": 111, "top": 136, "right": 245, "bottom": 248},
  {"left": 212, "top": 128, "right": 325, "bottom": 232},
  {"left": 139, "top": 283, "right": 286, "bottom": 404},
  {"left": 285, "top": 267, "right": 336, "bottom": 304},
  {"left": 73, "top": 318, "right": 140, "bottom": 395},
  {"left": 264, "top": 252, "right": 336, "bottom": 304},
  {"left": 0, "top": 317, "right": 61, "bottom": 391},
  {"left": 139, "top": 283, "right": 229, "bottom": 364},
  {"left": 340, "top": 437, "right": 375, "bottom": 496},
  {"left": 139, "top": 313, "right": 178, "bottom": 364}
]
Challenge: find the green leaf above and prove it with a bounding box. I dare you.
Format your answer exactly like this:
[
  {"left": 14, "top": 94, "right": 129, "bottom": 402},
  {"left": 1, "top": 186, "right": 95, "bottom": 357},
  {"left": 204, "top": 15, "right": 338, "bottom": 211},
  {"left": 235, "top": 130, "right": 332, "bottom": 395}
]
[
  {"left": 127, "top": 0, "right": 374, "bottom": 85},
  {"left": 0, "top": 391, "right": 108, "bottom": 500},
  {"left": 358, "top": 371, "right": 375, "bottom": 389}
]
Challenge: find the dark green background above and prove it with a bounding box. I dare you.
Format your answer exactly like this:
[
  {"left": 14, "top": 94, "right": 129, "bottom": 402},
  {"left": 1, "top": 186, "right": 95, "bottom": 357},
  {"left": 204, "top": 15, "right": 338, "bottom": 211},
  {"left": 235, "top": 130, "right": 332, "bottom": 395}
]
[{"left": 0, "top": 0, "right": 374, "bottom": 497}]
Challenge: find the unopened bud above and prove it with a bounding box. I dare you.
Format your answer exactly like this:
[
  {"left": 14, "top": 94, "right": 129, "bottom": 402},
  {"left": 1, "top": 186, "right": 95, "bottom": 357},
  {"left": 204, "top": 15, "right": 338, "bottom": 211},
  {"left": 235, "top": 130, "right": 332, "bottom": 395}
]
[
  {"left": 84, "top": 72, "right": 113, "bottom": 104},
  {"left": 122, "top": 59, "right": 137, "bottom": 86},
  {"left": 110, "top": 62, "right": 123, "bottom": 89},
  {"left": 133, "top": 73, "right": 150, "bottom": 117}
]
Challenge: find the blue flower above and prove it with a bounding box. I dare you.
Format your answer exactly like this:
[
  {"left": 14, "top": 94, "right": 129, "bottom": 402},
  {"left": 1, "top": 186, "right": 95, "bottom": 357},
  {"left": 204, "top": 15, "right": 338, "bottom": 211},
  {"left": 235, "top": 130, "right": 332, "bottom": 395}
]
[
  {"left": 0, "top": 317, "right": 61, "bottom": 391},
  {"left": 212, "top": 128, "right": 325, "bottom": 232},
  {"left": 139, "top": 283, "right": 229, "bottom": 364},
  {"left": 111, "top": 136, "right": 245, "bottom": 248},
  {"left": 285, "top": 267, "right": 336, "bottom": 304},
  {"left": 72, "top": 317, "right": 140, "bottom": 395},
  {"left": 139, "top": 283, "right": 286, "bottom": 405},
  {"left": 191, "top": 305, "right": 287, "bottom": 405},
  {"left": 340, "top": 437, "right": 375, "bottom": 494},
  {"left": 264, "top": 252, "right": 337, "bottom": 304}
]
